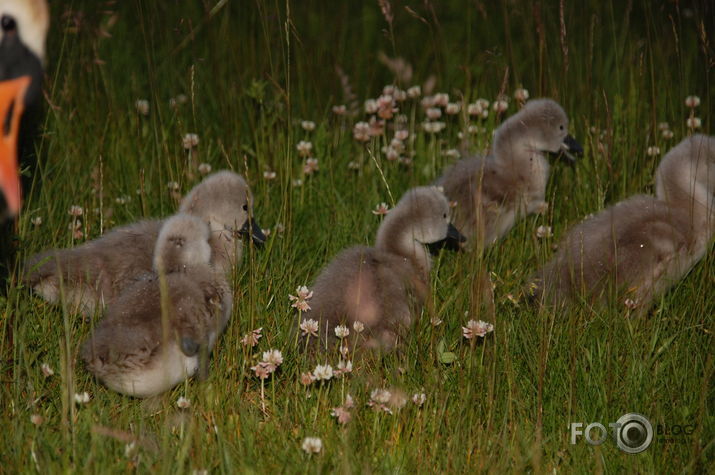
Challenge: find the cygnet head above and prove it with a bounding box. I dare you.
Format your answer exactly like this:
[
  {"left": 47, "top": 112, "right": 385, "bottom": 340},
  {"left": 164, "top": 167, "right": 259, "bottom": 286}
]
[
  {"left": 153, "top": 214, "right": 212, "bottom": 274},
  {"left": 376, "top": 186, "right": 465, "bottom": 264},
  {"left": 656, "top": 134, "right": 715, "bottom": 220},
  {"left": 495, "top": 98, "right": 583, "bottom": 162},
  {"left": 179, "top": 171, "right": 266, "bottom": 245}
]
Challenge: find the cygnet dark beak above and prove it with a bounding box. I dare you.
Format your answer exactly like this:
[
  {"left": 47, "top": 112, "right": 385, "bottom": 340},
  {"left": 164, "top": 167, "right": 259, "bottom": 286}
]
[
  {"left": 427, "top": 223, "right": 467, "bottom": 255},
  {"left": 240, "top": 216, "right": 267, "bottom": 246},
  {"left": 558, "top": 134, "right": 584, "bottom": 164}
]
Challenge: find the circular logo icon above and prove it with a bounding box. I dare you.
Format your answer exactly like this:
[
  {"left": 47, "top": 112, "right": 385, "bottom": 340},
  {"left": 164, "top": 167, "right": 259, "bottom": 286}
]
[{"left": 615, "top": 413, "right": 653, "bottom": 454}]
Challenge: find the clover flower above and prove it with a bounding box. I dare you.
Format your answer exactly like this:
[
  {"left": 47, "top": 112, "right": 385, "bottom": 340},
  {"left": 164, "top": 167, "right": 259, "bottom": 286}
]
[
  {"left": 182, "top": 133, "right": 199, "bottom": 150},
  {"left": 302, "top": 437, "right": 322, "bottom": 454},
  {"left": 372, "top": 202, "right": 390, "bottom": 216},
  {"left": 300, "top": 319, "right": 319, "bottom": 338},
  {"left": 290, "top": 286, "right": 313, "bottom": 312},
  {"left": 312, "top": 364, "right": 334, "bottom": 381},
  {"left": 462, "top": 319, "right": 494, "bottom": 339},
  {"left": 334, "top": 325, "right": 350, "bottom": 339},
  {"left": 241, "top": 327, "right": 263, "bottom": 347},
  {"left": 296, "top": 140, "right": 313, "bottom": 157}
]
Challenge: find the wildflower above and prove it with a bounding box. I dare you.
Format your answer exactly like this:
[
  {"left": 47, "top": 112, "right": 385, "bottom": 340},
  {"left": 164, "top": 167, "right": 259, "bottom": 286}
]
[
  {"left": 167, "top": 181, "right": 180, "bottom": 191},
  {"left": 301, "top": 120, "right": 316, "bottom": 131},
  {"left": 376, "top": 94, "right": 397, "bottom": 119},
  {"left": 332, "top": 105, "right": 347, "bottom": 115},
  {"left": 301, "top": 437, "right": 322, "bottom": 454},
  {"left": 296, "top": 140, "right": 313, "bottom": 157},
  {"left": 290, "top": 286, "right": 313, "bottom": 312},
  {"left": 292, "top": 178, "right": 303, "bottom": 187},
  {"left": 646, "top": 146, "right": 660, "bottom": 157},
  {"left": 364, "top": 99, "right": 379, "bottom": 114},
  {"left": 536, "top": 225, "right": 553, "bottom": 238},
  {"left": 431, "top": 317, "right": 443, "bottom": 326},
  {"left": 372, "top": 202, "right": 390, "bottom": 216},
  {"left": 30, "top": 414, "right": 43, "bottom": 425},
  {"left": 41, "top": 363, "right": 54, "bottom": 377},
  {"left": 353, "top": 121, "right": 371, "bottom": 142},
  {"left": 686, "top": 117, "right": 702, "bottom": 129},
  {"left": 176, "top": 396, "right": 191, "bottom": 409},
  {"left": 412, "top": 393, "right": 426, "bottom": 407},
  {"left": 390, "top": 137, "right": 405, "bottom": 153},
  {"left": 407, "top": 85, "right": 421, "bottom": 98},
  {"left": 658, "top": 122, "right": 670, "bottom": 131},
  {"left": 445, "top": 103, "right": 461, "bottom": 115},
  {"left": 421, "top": 96, "right": 436, "bottom": 108},
  {"left": 684, "top": 95, "right": 700, "bottom": 108},
  {"left": 198, "top": 163, "right": 212, "bottom": 175},
  {"left": 300, "top": 319, "right": 319, "bottom": 338},
  {"left": 74, "top": 392, "right": 91, "bottom": 404},
  {"left": 422, "top": 121, "right": 446, "bottom": 133},
  {"left": 331, "top": 406, "right": 352, "bottom": 425},
  {"left": 174, "top": 94, "right": 188, "bottom": 105},
  {"left": 135, "top": 99, "right": 149, "bottom": 116},
  {"left": 334, "top": 325, "right": 350, "bottom": 338},
  {"left": 467, "top": 102, "right": 483, "bottom": 116},
  {"left": 241, "top": 327, "right": 263, "bottom": 347},
  {"left": 263, "top": 170, "right": 277, "bottom": 180},
  {"left": 476, "top": 98, "right": 490, "bottom": 110},
  {"left": 336, "top": 360, "right": 353, "bottom": 376},
  {"left": 384, "top": 146, "right": 400, "bottom": 161},
  {"left": 392, "top": 88, "right": 407, "bottom": 101},
  {"left": 661, "top": 129, "right": 674, "bottom": 140},
  {"left": 68, "top": 205, "right": 83, "bottom": 217},
  {"left": 31, "top": 216, "right": 42, "bottom": 226},
  {"left": 624, "top": 298, "right": 639, "bottom": 310},
  {"left": 492, "top": 99, "right": 509, "bottom": 113},
  {"left": 443, "top": 149, "right": 460, "bottom": 159},
  {"left": 262, "top": 349, "right": 283, "bottom": 367},
  {"left": 368, "top": 116, "right": 384, "bottom": 136},
  {"left": 462, "top": 319, "right": 494, "bottom": 339},
  {"left": 368, "top": 388, "right": 393, "bottom": 414},
  {"left": 312, "top": 364, "right": 334, "bottom": 381},
  {"left": 480, "top": 109, "right": 489, "bottom": 119},
  {"left": 251, "top": 361, "right": 273, "bottom": 379},
  {"left": 182, "top": 133, "right": 199, "bottom": 150},
  {"left": 394, "top": 129, "right": 409, "bottom": 141},
  {"left": 370, "top": 388, "right": 391, "bottom": 404},
  {"left": 347, "top": 161, "right": 360, "bottom": 170},
  {"left": 433, "top": 93, "right": 449, "bottom": 107},
  {"left": 353, "top": 321, "right": 365, "bottom": 333},
  {"left": 303, "top": 158, "right": 319, "bottom": 175},
  {"left": 426, "top": 107, "right": 442, "bottom": 120},
  {"left": 300, "top": 372, "right": 315, "bottom": 385},
  {"left": 513, "top": 88, "right": 529, "bottom": 102}
]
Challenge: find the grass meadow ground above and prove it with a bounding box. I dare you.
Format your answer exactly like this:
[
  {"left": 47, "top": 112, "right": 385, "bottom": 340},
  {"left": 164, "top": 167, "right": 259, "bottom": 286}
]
[{"left": 1, "top": 0, "right": 713, "bottom": 472}]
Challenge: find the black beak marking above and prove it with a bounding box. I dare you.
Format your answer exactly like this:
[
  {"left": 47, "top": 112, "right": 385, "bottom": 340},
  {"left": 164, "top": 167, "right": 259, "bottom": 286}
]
[
  {"left": 240, "top": 216, "right": 267, "bottom": 246},
  {"left": 427, "top": 223, "right": 467, "bottom": 255},
  {"left": 558, "top": 134, "right": 583, "bottom": 163}
]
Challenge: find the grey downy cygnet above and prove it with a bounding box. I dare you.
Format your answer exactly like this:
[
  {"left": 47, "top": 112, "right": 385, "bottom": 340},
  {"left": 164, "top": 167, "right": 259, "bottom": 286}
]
[
  {"left": 24, "top": 171, "right": 264, "bottom": 315},
  {"left": 81, "top": 214, "right": 232, "bottom": 398},
  {"left": 529, "top": 134, "right": 714, "bottom": 312},
  {"left": 299, "top": 186, "right": 464, "bottom": 350},
  {"left": 435, "top": 98, "right": 583, "bottom": 249}
]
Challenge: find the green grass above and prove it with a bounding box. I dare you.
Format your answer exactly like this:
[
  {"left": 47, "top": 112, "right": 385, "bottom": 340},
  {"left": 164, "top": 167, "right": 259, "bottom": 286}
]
[{"left": 2, "top": 0, "right": 713, "bottom": 472}]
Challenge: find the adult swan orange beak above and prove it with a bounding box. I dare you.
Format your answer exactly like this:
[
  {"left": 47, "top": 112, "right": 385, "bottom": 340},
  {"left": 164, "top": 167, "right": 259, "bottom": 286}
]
[{"left": 0, "top": 0, "right": 49, "bottom": 218}]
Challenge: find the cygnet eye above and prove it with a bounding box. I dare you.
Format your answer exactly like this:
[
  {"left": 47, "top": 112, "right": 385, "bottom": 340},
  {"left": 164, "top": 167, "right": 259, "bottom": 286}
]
[
  {"left": 443, "top": 213, "right": 447, "bottom": 219},
  {"left": 242, "top": 204, "right": 248, "bottom": 211},
  {"left": 1, "top": 15, "right": 17, "bottom": 32},
  {"left": 559, "top": 125, "right": 564, "bottom": 130}
]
